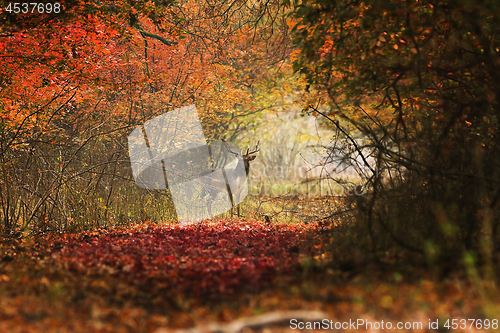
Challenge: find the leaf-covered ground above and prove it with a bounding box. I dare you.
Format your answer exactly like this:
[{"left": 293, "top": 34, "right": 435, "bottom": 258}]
[{"left": 0, "top": 219, "right": 497, "bottom": 332}]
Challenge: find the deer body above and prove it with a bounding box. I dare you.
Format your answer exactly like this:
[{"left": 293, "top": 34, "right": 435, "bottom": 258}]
[{"left": 199, "top": 141, "right": 259, "bottom": 218}]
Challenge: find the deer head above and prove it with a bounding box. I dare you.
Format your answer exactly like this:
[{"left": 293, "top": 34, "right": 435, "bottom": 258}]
[
  {"left": 242, "top": 141, "right": 259, "bottom": 175},
  {"left": 221, "top": 139, "right": 259, "bottom": 175}
]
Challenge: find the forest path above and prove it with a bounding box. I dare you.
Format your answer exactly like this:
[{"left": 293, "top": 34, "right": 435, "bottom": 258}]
[{"left": 0, "top": 220, "right": 488, "bottom": 332}]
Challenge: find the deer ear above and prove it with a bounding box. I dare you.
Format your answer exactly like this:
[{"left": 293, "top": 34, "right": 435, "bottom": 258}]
[{"left": 248, "top": 155, "right": 257, "bottom": 161}]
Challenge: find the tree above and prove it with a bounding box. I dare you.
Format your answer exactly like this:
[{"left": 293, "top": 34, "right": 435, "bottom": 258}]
[
  {"left": 0, "top": 0, "right": 185, "bottom": 232},
  {"left": 0, "top": 0, "right": 294, "bottom": 232},
  {"left": 289, "top": 0, "right": 500, "bottom": 264}
]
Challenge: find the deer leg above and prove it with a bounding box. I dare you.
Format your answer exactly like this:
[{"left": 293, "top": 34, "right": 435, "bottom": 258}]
[{"left": 227, "top": 185, "right": 235, "bottom": 218}]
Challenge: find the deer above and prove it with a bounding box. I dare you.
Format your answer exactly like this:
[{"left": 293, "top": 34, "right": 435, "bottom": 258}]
[{"left": 199, "top": 140, "right": 259, "bottom": 218}]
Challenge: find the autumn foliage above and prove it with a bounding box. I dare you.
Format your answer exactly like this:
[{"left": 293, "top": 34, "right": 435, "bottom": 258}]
[
  {"left": 290, "top": 0, "right": 500, "bottom": 263},
  {"left": 0, "top": 0, "right": 283, "bottom": 233}
]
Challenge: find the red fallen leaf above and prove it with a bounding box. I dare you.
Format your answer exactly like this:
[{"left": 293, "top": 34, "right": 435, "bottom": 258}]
[
  {"left": 56, "top": 220, "right": 323, "bottom": 301},
  {"left": 132, "top": 262, "right": 144, "bottom": 273}
]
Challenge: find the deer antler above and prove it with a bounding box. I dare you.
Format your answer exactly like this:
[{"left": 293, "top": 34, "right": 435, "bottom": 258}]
[
  {"left": 222, "top": 139, "right": 260, "bottom": 157},
  {"left": 246, "top": 140, "right": 260, "bottom": 155}
]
